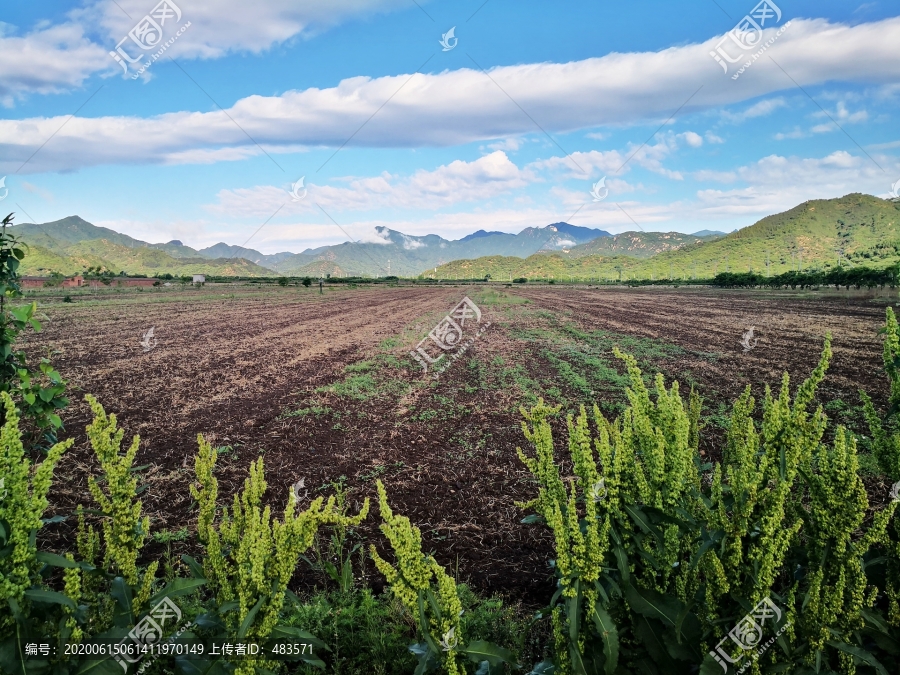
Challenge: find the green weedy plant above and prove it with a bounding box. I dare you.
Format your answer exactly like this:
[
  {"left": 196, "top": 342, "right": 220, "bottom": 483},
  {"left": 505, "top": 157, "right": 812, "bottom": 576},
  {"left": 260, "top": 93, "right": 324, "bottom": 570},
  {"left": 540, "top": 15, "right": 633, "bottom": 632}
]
[
  {"left": 516, "top": 348, "right": 704, "bottom": 675},
  {"left": 83, "top": 394, "right": 157, "bottom": 607},
  {"left": 519, "top": 335, "right": 900, "bottom": 675},
  {"left": 370, "top": 480, "right": 515, "bottom": 675},
  {"left": 188, "top": 434, "right": 370, "bottom": 674},
  {"left": 0, "top": 392, "right": 73, "bottom": 659},
  {"left": 1, "top": 393, "right": 205, "bottom": 675},
  {"left": 797, "top": 427, "right": 897, "bottom": 673},
  {"left": 702, "top": 341, "right": 832, "bottom": 627},
  {"left": 860, "top": 307, "right": 900, "bottom": 627}
]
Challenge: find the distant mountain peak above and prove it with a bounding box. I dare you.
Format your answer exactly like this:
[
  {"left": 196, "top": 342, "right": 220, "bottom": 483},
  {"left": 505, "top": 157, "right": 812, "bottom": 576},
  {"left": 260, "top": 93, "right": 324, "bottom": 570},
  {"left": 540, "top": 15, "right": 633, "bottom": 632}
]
[
  {"left": 458, "top": 229, "right": 505, "bottom": 242},
  {"left": 167, "top": 240, "right": 184, "bottom": 246}
]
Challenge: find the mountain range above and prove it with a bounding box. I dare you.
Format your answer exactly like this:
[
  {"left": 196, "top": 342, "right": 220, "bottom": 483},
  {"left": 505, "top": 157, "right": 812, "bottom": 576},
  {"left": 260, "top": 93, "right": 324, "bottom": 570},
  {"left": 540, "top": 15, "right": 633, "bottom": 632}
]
[
  {"left": 430, "top": 194, "right": 900, "bottom": 280},
  {"left": 10, "top": 217, "right": 618, "bottom": 278},
  {"left": 11, "top": 194, "right": 893, "bottom": 281}
]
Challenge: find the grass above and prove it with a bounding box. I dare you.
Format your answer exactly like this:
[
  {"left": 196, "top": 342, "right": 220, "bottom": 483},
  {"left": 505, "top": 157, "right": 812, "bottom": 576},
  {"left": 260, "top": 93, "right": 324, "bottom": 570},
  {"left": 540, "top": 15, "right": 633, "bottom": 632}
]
[
  {"left": 152, "top": 528, "right": 189, "bottom": 544},
  {"left": 471, "top": 288, "right": 531, "bottom": 306},
  {"left": 317, "top": 356, "right": 412, "bottom": 402},
  {"left": 279, "top": 405, "right": 332, "bottom": 420}
]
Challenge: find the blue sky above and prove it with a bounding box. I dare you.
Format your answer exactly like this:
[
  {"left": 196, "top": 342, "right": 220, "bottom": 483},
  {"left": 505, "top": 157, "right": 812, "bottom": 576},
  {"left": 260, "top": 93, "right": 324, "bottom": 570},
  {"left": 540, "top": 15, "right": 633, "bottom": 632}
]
[{"left": 1, "top": 0, "right": 898, "bottom": 253}]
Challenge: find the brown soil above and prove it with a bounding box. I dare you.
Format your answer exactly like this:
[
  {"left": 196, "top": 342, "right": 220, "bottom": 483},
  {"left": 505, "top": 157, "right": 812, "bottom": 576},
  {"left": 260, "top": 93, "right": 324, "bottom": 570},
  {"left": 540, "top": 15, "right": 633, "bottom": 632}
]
[{"left": 24, "top": 284, "right": 895, "bottom": 606}]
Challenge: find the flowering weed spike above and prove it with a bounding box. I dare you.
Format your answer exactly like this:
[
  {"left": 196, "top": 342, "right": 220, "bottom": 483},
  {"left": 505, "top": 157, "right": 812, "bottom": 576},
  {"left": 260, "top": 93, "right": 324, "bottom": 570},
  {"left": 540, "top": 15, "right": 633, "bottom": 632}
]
[
  {"left": 0, "top": 392, "right": 71, "bottom": 632},
  {"left": 192, "top": 441, "right": 368, "bottom": 674},
  {"left": 84, "top": 394, "right": 148, "bottom": 586},
  {"left": 371, "top": 480, "right": 464, "bottom": 674}
]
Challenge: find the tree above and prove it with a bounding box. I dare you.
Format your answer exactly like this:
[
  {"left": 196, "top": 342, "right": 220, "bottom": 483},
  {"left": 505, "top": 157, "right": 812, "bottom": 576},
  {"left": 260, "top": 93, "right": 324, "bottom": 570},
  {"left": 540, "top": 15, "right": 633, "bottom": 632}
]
[
  {"left": 0, "top": 213, "right": 69, "bottom": 449},
  {"left": 302, "top": 277, "right": 312, "bottom": 288},
  {"left": 277, "top": 277, "right": 289, "bottom": 287}
]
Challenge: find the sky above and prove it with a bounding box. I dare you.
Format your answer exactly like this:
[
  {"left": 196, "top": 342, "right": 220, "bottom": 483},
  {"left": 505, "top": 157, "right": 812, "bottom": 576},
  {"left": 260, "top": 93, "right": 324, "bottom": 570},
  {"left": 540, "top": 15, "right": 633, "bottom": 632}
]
[{"left": 1, "top": 0, "right": 899, "bottom": 254}]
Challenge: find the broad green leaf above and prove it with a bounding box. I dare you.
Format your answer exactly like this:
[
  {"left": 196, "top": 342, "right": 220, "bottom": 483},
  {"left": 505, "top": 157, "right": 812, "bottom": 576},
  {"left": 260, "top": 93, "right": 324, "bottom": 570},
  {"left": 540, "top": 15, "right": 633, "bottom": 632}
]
[
  {"left": 181, "top": 554, "right": 205, "bottom": 579},
  {"left": 590, "top": 604, "right": 619, "bottom": 675},
  {"left": 237, "top": 596, "right": 264, "bottom": 639},
  {"left": 633, "top": 616, "right": 678, "bottom": 672},
  {"left": 109, "top": 577, "right": 133, "bottom": 626},
  {"left": 464, "top": 641, "right": 515, "bottom": 666},
  {"left": 23, "top": 589, "right": 76, "bottom": 609},
  {"left": 698, "top": 653, "right": 726, "bottom": 675},
  {"left": 35, "top": 551, "right": 78, "bottom": 568},
  {"left": 825, "top": 641, "right": 888, "bottom": 675},
  {"left": 148, "top": 577, "right": 207, "bottom": 605},
  {"left": 526, "top": 661, "right": 555, "bottom": 675},
  {"left": 624, "top": 583, "right": 682, "bottom": 627}
]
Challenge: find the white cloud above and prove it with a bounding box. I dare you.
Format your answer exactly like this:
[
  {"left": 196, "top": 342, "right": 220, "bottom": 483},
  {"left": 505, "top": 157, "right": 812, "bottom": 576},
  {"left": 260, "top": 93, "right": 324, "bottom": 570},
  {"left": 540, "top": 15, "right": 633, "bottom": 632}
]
[
  {"left": 94, "top": 0, "right": 412, "bottom": 59},
  {"left": 679, "top": 131, "right": 703, "bottom": 147},
  {"left": 692, "top": 150, "right": 891, "bottom": 218},
  {"left": 774, "top": 127, "right": 808, "bottom": 140},
  {"left": 0, "top": 22, "right": 109, "bottom": 101},
  {"left": 0, "top": 0, "right": 414, "bottom": 100},
  {"left": 207, "top": 151, "right": 536, "bottom": 217},
  {"left": 721, "top": 97, "right": 787, "bottom": 123},
  {"left": 486, "top": 138, "right": 525, "bottom": 152},
  {"left": 4, "top": 16, "right": 900, "bottom": 173},
  {"left": 705, "top": 132, "right": 725, "bottom": 144},
  {"left": 81, "top": 147, "right": 899, "bottom": 252},
  {"left": 810, "top": 101, "right": 869, "bottom": 133},
  {"left": 528, "top": 149, "right": 625, "bottom": 179}
]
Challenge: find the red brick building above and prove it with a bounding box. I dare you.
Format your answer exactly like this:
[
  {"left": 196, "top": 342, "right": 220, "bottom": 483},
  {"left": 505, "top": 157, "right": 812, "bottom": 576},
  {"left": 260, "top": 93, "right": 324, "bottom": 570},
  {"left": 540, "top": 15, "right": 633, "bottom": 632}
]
[{"left": 21, "top": 275, "right": 156, "bottom": 289}]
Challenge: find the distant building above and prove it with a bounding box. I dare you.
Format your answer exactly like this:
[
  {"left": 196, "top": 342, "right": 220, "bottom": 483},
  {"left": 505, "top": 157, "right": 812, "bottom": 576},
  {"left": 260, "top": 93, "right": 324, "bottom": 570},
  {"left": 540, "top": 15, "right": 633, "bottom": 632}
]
[
  {"left": 192, "top": 274, "right": 206, "bottom": 285},
  {"left": 22, "top": 275, "right": 84, "bottom": 289}
]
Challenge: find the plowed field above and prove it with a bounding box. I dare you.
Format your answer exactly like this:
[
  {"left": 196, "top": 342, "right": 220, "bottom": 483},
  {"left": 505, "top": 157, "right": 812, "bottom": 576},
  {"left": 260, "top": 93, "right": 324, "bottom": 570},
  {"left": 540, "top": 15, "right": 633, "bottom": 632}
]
[{"left": 25, "top": 283, "right": 895, "bottom": 604}]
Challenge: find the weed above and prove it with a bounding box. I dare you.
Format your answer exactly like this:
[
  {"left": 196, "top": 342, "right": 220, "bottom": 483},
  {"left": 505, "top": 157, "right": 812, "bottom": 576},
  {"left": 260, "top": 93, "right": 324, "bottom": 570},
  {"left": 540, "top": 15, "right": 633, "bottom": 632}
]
[
  {"left": 379, "top": 337, "right": 402, "bottom": 350},
  {"left": 152, "top": 527, "right": 189, "bottom": 544},
  {"left": 279, "top": 405, "right": 332, "bottom": 420},
  {"left": 345, "top": 361, "right": 375, "bottom": 373},
  {"left": 359, "top": 465, "right": 387, "bottom": 482},
  {"left": 410, "top": 409, "right": 439, "bottom": 422}
]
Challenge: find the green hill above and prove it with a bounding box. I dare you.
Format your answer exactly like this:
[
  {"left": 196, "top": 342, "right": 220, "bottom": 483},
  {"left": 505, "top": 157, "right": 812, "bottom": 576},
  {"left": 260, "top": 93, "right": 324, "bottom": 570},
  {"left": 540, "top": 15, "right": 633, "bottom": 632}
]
[
  {"left": 539, "top": 230, "right": 723, "bottom": 259},
  {"left": 427, "top": 194, "right": 900, "bottom": 280},
  {"left": 17, "top": 237, "right": 272, "bottom": 278},
  {"left": 11, "top": 217, "right": 274, "bottom": 277}
]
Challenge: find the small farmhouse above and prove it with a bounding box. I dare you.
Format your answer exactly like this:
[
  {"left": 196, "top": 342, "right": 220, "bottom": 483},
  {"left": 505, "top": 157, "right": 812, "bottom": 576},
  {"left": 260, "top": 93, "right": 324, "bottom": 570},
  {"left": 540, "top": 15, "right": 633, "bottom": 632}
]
[{"left": 192, "top": 274, "right": 206, "bottom": 285}]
